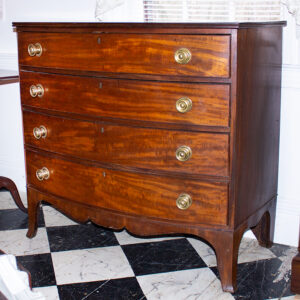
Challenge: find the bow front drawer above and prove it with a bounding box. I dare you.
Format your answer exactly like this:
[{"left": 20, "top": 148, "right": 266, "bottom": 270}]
[
  {"left": 20, "top": 72, "right": 230, "bottom": 128},
  {"left": 23, "top": 111, "right": 229, "bottom": 177},
  {"left": 26, "top": 150, "right": 228, "bottom": 226},
  {"left": 18, "top": 32, "right": 230, "bottom": 78}
]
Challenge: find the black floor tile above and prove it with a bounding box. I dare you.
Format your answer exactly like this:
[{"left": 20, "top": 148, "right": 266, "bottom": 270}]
[
  {"left": 0, "top": 208, "right": 44, "bottom": 230},
  {"left": 16, "top": 253, "right": 56, "bottom": 288},
  {"left": 269, "top": 242, "right": 295, "bottom": 258},
  {"left": 58, "top": 277, "right": 145, "bottom": 300},
  {"left": 47, "top": 224, "right": 119, "bottom": 252},
  {"left": 211, "top": 258, "right": 294, "bottom": 300},
  {"left": 122, "top": 238, "right": 207, "bottom": 276}
]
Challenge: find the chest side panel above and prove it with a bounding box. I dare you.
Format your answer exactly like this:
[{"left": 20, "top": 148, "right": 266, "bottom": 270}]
[{"left": 234, "top": 26, "right": 283, "bottom": 226}]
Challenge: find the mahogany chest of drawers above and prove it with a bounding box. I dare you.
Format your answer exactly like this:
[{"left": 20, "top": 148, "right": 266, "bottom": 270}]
[{"left": 14, "top": 21, "right": 285, "bottom": 293}]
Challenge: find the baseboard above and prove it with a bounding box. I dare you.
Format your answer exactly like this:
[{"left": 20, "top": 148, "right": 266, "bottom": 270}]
[
  {"left": 282, "top": 64, "right": 300, "bottom": 89},
  {"left": 244, "top": 206, "right": 299, "bottom": 247},
  {"left": 275, "top": 195, "right": 299, "bottom": 247},
  {"left": 274, "top": 211, "right": 299, "bottom": 247}
]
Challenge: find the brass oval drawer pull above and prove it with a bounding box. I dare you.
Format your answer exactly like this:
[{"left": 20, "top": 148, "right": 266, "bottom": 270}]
[
  {"left": 176, "top": 193, "right": 192, "bottom": 210},
  {"left": 176, "top": 97, "right": 192, "bottom": 113},
  {"left": 174, "top": 48, "right": 191, "bottom": 64},
  {"left": 176, "top": 145, "right": 192, "bottom": 162},
  {"left": 36, "top": 167, "right": 50, "bottom": 181},
  {"left": 28, "top": 43, "right": 43, "bottom": 57},
  {"left": 33, "top": 126, "right": 47, "bottom": 139},
  {"left": 30, "top": 84, "right": 44, "bottom": 98}
]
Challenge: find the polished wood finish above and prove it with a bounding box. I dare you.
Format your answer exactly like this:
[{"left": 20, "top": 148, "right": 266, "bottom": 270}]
[
  {"left": 18, "top": 33, "right": 230, "bottom": 78},
  {"left": 20, "top": 71, "right": 230, "bottom": 129},
  {"left": 291, "top": 225, "right": 300, "bottom": 294},
  {"left": 13, "top": 21, "right": 287, "bottom": 32},
  {"left": 234, "top": 27, "right": 283, "bottom": 228},
  {"left": 26, "top": 149, "right": 228, "bottom": 226},
  {"left": 14, "top": 22, "right": 285, "bottom": 293},
  {"left": 23, "top": 110, "right": 229, "bottom": 177}
]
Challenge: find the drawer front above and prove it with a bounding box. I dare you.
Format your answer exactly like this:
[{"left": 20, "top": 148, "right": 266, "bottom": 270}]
[
  {"left": 26, "top": 150, "right": 228, "bottom": 226},
  {"left": 23, "top": 111, "right": 229, "bottom": 177},
  {"left": 20, "top": 72, "right": 230, "bottom": 128},
  {"left": 18, "top": 32, "right": 230, "bottom": 78}
]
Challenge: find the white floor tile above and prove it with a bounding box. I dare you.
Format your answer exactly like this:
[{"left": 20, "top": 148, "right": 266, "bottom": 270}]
[
  {"left": 114, "top": 230, "right": 180, "bottom": 245},
  {"left": 33, "top": 286, "right": 60, "bottom": 300},
  {"left": 42, "top": 205, "right": 78, "bottom": 227},
  {"left": 0, "top": 228, "right": 50, "bottom": 256},
  {"left": 187, "top": 237, "right": 217, "bottom": 267},
  {"left": 0, "top": 191, "right": 19, "bottom": 210},
  {"left": 238, "top": 238, "right": 276, "bottom": 263},
  {"left": 51, "top": 246, "right": 134, "bottom": 285},
  {"left": 188, "top": 237, "right": 276, "bottom": 267},
  {"left": 0, "top": 191, "right": 27, "bottom": 210},
  {"left": 137, "top": 268, "right": 234, "bottom": 300}
]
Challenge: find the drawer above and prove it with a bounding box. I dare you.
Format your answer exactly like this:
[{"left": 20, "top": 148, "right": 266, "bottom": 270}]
[
  {"left": 26, "top": 150, "right": 228, "bottom": 226},
  {"left": 20, "top": 72, "right": 230, "bottom": 128},
  {"left": 18, "top": 32, "right": 230, "bottom": 78},
  {"left": 23, "top": 111, "right": 229, "bottom": 177}
]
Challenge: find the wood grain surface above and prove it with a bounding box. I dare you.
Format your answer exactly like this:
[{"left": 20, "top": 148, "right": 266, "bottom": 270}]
[
  {"left": 23, "top": 110, "right": 229, "bottom": 177},
  {"left": 26, "top": 149, "right": 228, "bottom": 226},
  {"left": 20, "top": 71, "right": 230, "bottom": 128},
  {"left": 18, "top": 33, "right": 230, "bottom": 78},
  {"left": 233, "top": 26, "right": 283, "bottom": 227}
]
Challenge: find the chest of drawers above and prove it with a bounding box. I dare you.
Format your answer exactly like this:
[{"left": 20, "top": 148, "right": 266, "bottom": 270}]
[{"left": 14, "top": 21, "right": 285, "bottom": 293}]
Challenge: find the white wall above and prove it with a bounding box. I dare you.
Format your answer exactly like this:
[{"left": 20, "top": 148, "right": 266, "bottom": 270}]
[
  {"left": 0, "top": 82, "right": 25, "bottom": 194},
  {"left": 275, "top": 10, "right": 300, "bottom": 247},
  {"left": 0, "top": 0, "right": 299, "bottom": 246}
]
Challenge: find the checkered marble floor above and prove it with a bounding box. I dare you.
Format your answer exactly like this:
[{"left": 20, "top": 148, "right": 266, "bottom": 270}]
[{"left": 0, "top": 190, "right": 297, "bottom": 300}]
